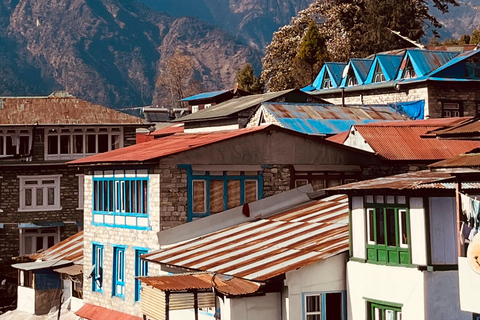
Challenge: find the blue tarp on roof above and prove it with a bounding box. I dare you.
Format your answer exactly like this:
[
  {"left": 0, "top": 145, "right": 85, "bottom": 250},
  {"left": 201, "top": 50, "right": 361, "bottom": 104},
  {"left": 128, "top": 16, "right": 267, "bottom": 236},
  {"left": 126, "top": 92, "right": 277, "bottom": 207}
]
[
  {"left": 389, "top": 100, "right": 424, "bottom": 120},
  {"left": 180, "top": 90, "right": 229, "bottom": 101},
  {"left": 18, "top": 222, "right": 64, "bottom": 228},
  {"left": 365, "top": 54, "right": 403, "bottom": 84}
]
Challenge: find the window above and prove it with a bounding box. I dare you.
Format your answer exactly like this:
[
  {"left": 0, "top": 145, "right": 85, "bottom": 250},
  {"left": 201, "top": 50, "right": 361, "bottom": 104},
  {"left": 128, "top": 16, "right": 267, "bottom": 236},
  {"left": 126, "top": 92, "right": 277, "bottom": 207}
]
[
  {"left": 401, "top": 59, "right": 416, "bottom": 79},
  {"left": 441, "top": 101, "right": 463, "bottom": 118},
  {"left": 19, "top": 270, "right": 33, "bottom": 288},
  {"left": 0, "top": 128, "right": 31, "bottom": 158},
  {"left": 347, "top": 71, "right": 358, "bottom": 86},
  {"left": 368, "top": 301, "right": 402, "bottom": 320},
  {"left": 192, "top": 105, "right": 199, "bottom": 113},
  {"left": 293, "top": 172, "right": 358, "bottom": 191},
  {"left": 20, "top": 227, "right": 59, "bottom": 255},
  {"left": 304, "top": 291, "right": 345, "bottom": 320},
  {"left": 19, "top": 175, "right": 61, "bottom": 211},
  {"left": 113, "top": 246, "right": 126, "bottom": 298},
  {"left": 365, "top": 195, "right": 410, "bottom": 265},
  {"left": 135, "top": 248, "right": 149, "bottom": 301},
  {"left": 92, "top": 243, "right": 104, "bottom": 292},
  {"left": 189, "top": 169, "right": 262, "bottom": 220},
  {"left": 77, "top": 174, "right": 84, "bottom": 209},
  {"left": 322, "top": 74, "right": 332, "bottom": 89},
  {"left": 373, "top": 63, "right": 386, "bottom": 83},
  {"left": 92, "top": 170, "right": 149, "bottom": 229},
  {"left": 45, "top": 127, "right": 123, "bottom": 160}
]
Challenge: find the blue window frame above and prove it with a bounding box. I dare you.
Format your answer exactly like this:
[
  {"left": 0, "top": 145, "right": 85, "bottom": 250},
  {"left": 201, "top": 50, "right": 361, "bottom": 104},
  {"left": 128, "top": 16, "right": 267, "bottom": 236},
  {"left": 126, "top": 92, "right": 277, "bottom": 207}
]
[
  {"left": 183, "top": 166, "right": 263, "bottom": 221},
  {"left": 112, "top": 246, "right": 126, "bottom": 299},
  {"left": 92, "top": 170, "right": 150, "bottom": 229},
  {"left": 92, "top": 243, "right": 104, "bottom": 292},
  {"left": 303, "top": 291, "right": 346, "bottom": 320},
  {"left": 134, "top": 248, "right": 149, "bottom": 302}
]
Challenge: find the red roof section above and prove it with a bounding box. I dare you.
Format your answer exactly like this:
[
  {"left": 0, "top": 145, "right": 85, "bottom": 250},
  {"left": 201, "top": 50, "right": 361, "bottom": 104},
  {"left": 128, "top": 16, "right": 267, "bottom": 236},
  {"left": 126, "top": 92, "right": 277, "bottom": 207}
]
[
  {"left": 69, "top": 125, "right": 270, "bottom": 164},
  {"left": 76, "top": 304, "right": 141, "bottom": 320},
  {"left": 152, "top": 123, "right": 184, "bottom": 136},
  {"left": 356, "top": 125, "right": 480, "bottom": 160}
]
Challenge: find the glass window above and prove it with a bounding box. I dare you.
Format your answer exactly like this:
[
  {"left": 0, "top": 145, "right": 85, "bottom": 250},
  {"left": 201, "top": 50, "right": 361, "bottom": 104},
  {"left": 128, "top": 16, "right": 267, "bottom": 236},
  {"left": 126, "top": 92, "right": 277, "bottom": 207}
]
[
  {"left": 19, "top": 176, "right": 61, "bottom": 211},
  {"left": 135, "top": 249, "right": 149, "bottom": 301},
  {"left": 92, "top": 244, "right": 104, "bottom": 292},
  {"left": 113, "top": 246, "right": 125, "bottom": 298},
  {"left": 304, "top": 292, "right": 345, "bottom": 320},
  {"left": 369, "top": 302, "right": 402, "bottom": 320}
]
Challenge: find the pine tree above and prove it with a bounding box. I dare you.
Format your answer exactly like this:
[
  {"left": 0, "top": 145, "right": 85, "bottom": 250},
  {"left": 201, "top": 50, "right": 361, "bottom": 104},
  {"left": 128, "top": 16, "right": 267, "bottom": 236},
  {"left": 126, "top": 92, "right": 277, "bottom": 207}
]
[
  {"left": 471, "top": 27, "right": 480, "bottom": 45},
  {"left": 236, "top": 64, "right": 264, "bottom": 94}
]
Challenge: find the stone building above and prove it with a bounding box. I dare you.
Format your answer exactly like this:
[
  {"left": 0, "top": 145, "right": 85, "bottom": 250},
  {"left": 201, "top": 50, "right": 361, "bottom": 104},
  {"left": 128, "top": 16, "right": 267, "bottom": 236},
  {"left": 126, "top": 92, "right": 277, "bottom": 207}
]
[
  {"left": 69, "top": 124, "right": 384, "bottom": 317},
  {"left": 304, "top": 48, "right": 480, "bottom": 119},
  {"left": 0, "top": 91, "right": 146, "bottom": 262}
]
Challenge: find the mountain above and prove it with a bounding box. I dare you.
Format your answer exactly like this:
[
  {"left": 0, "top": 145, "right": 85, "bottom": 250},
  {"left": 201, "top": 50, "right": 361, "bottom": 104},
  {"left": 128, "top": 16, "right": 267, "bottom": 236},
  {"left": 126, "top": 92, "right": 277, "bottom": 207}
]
[
  {"left": 0, "top": 0, "right": 261, "bottom": 108},
  {"left": 432, "top": 1, "right": 480, "bottom": 40},
  {"left": 138, "top": 0, "right": 311, "bottom": 51}
]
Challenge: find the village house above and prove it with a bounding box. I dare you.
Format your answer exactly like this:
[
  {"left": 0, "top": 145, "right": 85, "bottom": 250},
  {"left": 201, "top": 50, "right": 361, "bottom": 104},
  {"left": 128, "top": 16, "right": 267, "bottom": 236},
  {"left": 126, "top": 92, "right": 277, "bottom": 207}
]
[
  {"left": 138, "top": 186, "right": 349, "bottom": 320},
  {"left": 179, "top": 87, "right": 251, "bottom": 114},
  {"left": 303, "top": 48, "right": 480, "bottom": 119},
  {"left": 68, "top": 124, "right": 385, "bottom": 318},
  {"left": 0, "top": 91, "right": 146, "bottom": 262},
  {"left": 326, "top": 170, "right": 475, "bottom": 319}
]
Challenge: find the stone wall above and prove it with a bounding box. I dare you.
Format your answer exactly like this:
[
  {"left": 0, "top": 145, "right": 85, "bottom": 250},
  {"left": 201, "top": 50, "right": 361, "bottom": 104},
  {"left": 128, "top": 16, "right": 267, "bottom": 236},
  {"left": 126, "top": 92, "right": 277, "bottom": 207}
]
[
  {"left": 427, "top": 82, "right": 480, "bottom": 118},
  {"left": 82, "top": 173, "right": 163, "bottom": 317},
  {"left": 263, "top": 165, "right": 292, "bottom": 197},
  {"left": 0, "top": 165, "right": 82, "bottom": 261},
  {"left": 246, "top": 107, "right": 282, "bottom": 128}
]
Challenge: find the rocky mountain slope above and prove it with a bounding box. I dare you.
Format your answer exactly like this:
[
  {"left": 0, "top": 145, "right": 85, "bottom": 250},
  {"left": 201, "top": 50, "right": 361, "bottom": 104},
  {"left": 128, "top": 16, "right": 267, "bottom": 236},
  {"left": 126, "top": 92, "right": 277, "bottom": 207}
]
[{"left": 0, "top": 0, "right": 261, "bottom": 108}]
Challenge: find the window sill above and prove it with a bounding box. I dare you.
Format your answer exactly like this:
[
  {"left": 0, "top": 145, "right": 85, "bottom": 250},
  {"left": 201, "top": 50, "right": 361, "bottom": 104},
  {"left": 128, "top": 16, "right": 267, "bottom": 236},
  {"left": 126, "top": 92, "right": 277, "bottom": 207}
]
[{"left": 18, "top": 206, "right": 62, "bottom": 212}]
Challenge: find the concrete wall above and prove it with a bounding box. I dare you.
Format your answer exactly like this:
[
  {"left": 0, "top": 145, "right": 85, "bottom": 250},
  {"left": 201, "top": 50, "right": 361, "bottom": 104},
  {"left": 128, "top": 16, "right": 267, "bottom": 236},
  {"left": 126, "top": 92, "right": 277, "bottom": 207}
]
[
  {"left": 82, "top": 174, "right": 162, "bottom": 317},
  {"left": 285, "top": 253, "right": 347, "bottom": 320},
  {"left": 16, "top": 286, "right": 34, "bottom": 314},
  {"left": 347, "top": 261, "right": 426, "bottom": 320},
  {"left": 222, "top": 293, "right": 281, "bottom": 320}
]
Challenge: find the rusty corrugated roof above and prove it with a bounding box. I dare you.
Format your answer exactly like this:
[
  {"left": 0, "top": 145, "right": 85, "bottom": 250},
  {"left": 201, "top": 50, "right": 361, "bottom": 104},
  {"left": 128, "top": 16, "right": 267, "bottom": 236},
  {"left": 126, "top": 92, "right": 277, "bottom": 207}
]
[
  {"left": 354, "top": 123, "right": 480, "bottom": 161},
  {"left": 327, "top": 170, "right": 454, "bottom": 191},
  {"left": 76, "top": 304, "right": 141, "bottom": 320},
  {"left": 142, "top": 194, "right": 349, "bottom": 282},
  {"left": 30, "top": 231, "right": 83, "bottom": 265},
  {"left": 139, "top": 273, "right": 261, "bottom": 296},
  {"left": 69, "top": 125, "right": 271, "bottom": 164},
  {"left": 430, "top": 152, "right": 480, "bottom": 169},
  {"left": 431, "top": 117, "right": 480, "bottom": 137},
  {"left": 0, "top": 94, "right": 145, "bottom": 125}
]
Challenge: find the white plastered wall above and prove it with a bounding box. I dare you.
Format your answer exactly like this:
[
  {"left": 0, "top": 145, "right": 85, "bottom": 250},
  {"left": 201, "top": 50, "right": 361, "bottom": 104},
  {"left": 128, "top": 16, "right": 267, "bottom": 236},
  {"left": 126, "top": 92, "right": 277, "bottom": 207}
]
[
  {"left": 351, "top": 196, "right": 366, "bottom": 260},
  {"left": 221, "top": 293, "right": 281, "bottom": 320}
]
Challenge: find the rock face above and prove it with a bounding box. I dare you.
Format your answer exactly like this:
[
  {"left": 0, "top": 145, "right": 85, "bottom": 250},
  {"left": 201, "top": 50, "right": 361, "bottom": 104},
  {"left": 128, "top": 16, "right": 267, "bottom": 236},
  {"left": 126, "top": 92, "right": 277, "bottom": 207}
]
[{"left": 0, "top": 0, "right": 261, "bottom": 108}]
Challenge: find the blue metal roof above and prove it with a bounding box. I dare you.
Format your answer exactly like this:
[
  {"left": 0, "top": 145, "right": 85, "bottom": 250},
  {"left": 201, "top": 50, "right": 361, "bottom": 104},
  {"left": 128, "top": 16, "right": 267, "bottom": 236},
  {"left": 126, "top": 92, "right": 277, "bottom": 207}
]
[
  {"left": 340, "top": 59, "right": 373, "bottom": 87},
  {"left": 396, "top": 50, "right": 458, "bottom": 80},
  {"left": 260, "top": 102, "right": 406, "bottom": 135},
  {"left": 365, "top": 54, "right": 403, "bottom": 84},
  {"left": 180, "top": 90, "right": 230, "bottom": 101},
  {"left": 308, "top": 62, "right": 347, "bottom": 90},
  {"left": 18, "top": 222, "right": 64, "bottom": 228},
  {"left": 427, "top": 50, "right": 480, "bottom": 79}
]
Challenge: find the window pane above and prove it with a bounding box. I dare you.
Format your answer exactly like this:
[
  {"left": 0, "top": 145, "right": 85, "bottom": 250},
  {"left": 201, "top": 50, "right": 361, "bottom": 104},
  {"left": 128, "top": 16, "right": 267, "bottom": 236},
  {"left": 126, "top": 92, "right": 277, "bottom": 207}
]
[
  {"left": 98, "top": 134, "right": 108, "bottom": 153},
  {"left": 19, "top": 136, "right": 29, "bottom": 154},
  {"left": 306, "top": 295, "right": 321, "bottom": 312},
  {"left": 386, "top": 310, "right": 395, "bottom": 320},
  {"left": 47, "top": 188, "right": 55, "bottom": 206},
  {"left": 73, "top": 135, "right": 83, "bottom": 153},
  {"left": 312, "top": 179, "right": 325, "bottom": 190},
  {"left": 328, "top": 179, "right": 342, "bottom": 187},
  {"left": 47, "top": 136, "right": 58, "bottom": 154},
  {"left": 210, "top": 180, "right": 224, "bottom": 214},
  {"left": 36, "top": 188, "right": 43, "bottom": 206},
  {"left": 47, "top": 236, "right": 55, "bottom": 247},
  {"left": 36, "top": 237, "right": 43, "bottom": 252},
  {"left": 386, "top": 208, "right": 396, "bottom": 247},
  {"left": 86, "top": 135, "right": 96, "bottom": 153},
  {"left": 368, "top": 209, "right": 375, "bottom": 243},
  {"left": 245, "top": 180, "right": 258, "bottom": 203},
  {"left": 193, "top": 181, "right": 206, "bottom": 213},
  {"left": 60, "top": 135, "right": 70, "bottom": 154},
  {"left": 376, "top": 210, "right": 385, "bottom": 245},
  {"left": 5, "top": 136, "right": 15, "bottom": 155},
  {"left": 227, "top": 180, "right": 241, "bottom": 209},
  {"left": 400, "top": 210, "right": 408, "bottom": 246},
  {"left": 111, "top": 135, "right": 120, "bottom": 150},
  {"left": 325, "top": 292, "right": 342, "bottom": 320},
  {"left": 0, "top": 137, "right": 3, "bottom": 155},
  {"left": 295, "top": 179, "right": 308, "bottom": 188},
  {"left": 25, "top": 189, "right": 32, "bottom": 207},
  {"left": 25, "top": 236, "right": 32, "bottom": 254}
]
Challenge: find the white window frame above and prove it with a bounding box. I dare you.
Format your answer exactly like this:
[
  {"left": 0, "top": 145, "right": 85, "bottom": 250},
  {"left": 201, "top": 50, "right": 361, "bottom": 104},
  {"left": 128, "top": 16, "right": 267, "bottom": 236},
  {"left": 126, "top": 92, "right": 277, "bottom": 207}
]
[
  {"left": 366, "top": 208, "right": 376, "bottom": 245},
  {"left": 398, "top": 209, "right": 409, "bottom": 249},
  {"left": 44, "top": 127, "right": 123, "bottom": 160},
  {"left": 19, "top": 227, "right": 60, "bottom": 255},
  {"left": 305, "top": 294, "right": 322, "bottom": 319},
  {"left": 204, "top": 104, "right": 212, "bottom": 109},
  {"left": 0, "top": 128, "right": 32, "bottom": 156},
  {"left": 18, "top": 175, "right": 62, "bottom": 211}
]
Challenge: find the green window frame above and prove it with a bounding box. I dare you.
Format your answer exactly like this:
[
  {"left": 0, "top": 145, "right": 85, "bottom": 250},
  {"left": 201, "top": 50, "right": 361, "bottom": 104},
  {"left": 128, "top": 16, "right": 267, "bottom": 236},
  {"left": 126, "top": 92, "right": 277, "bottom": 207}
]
[
  {"left": 368, "top": 301, "right": 402, "bottom": 320},
  {"left": 365, "top": 195, "right": 411, "bottom": 265}
]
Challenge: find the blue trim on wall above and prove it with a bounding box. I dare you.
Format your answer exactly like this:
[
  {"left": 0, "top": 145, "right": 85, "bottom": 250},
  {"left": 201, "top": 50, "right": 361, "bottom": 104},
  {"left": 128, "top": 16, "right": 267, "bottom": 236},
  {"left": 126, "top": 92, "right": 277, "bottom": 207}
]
[
  {"left": 92, "top": 243, "right": 104, "bottom": 293},
  {"left": 112, "top": 245, "right": 126, "bottom": 300},
  {"left": 91, "top": 221, "right": 152, "bottom": 231},
  {"left": 134, "top": 248, "right": 149, "bottom": 302}
]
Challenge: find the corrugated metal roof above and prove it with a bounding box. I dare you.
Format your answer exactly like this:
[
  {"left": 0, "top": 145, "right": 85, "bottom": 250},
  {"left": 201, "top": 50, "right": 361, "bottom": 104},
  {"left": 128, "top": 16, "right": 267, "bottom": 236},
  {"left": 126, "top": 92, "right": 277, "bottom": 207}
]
[
  {"left": 139, "top": 273, "right": 261, "bottom": 295},
  {"left": 427, "top": 50, "right": 480, "bottom": 79},
  {"left": 76, "top": 304, "right": 142, "bottom": 320},
  {"left": 180, "top": 90, "right": 230, "bottom": 101},
  {"left": 327, "top": 170, "right": 454, "bottom": 191},
  {"left": 0, "top": 95, "right": 145, "bottom": 125},
  {"left": 431, "top": 117, "right": 480, "bottom": 137},
  {"left": 430, "top": 152, "right": 480, "bottom": 169},
  {"left": 30, "top": 231, "right": 83, "bottom": 265},
  {"left": 403, "top": 50, "right": 458, "bottom": 78},
  {"left": 176, "top": 89, "right": 299, "bottom": 122},
  {"left": 353, "top": 125, "right": 480, "bottom": 161},
  {"left": 326, "top": 62, "right": 348, "bottom": 87},
  {"left": 69, "top": 125, "right": 270, "bottom": 164},
  {"left": 340, "top": 59, "right": 373, "bottom": 87},
  {"left": 152, "top": 123, "right": 185, "bottom": 136},
  {"left": 261, "top": 102, "right": 405, "bottom": 135},
  {"left": 365, "top": 54, "right": 403, "bottom": 83},
  {"left": 142, "top": 194, "right": 349, "bottom": 282},
  {"left": 11, "top": 259, "right": 72, "bottom": 271}
]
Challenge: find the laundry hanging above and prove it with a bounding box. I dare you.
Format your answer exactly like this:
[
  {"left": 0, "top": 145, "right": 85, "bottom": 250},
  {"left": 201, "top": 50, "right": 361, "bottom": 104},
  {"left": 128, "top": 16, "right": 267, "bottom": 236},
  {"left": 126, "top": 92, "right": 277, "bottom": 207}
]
[{"left": 460, "top": 193, "right": 480, "bottom": 232}]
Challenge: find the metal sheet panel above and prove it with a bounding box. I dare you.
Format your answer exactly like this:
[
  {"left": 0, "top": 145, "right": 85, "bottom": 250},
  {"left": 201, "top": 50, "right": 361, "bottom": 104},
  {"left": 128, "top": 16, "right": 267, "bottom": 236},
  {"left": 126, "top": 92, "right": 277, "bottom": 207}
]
[
  {"left": 142, "top": 285, "right": 166, "bottom": 320},
  {"left": 143, "top": 194, "right": 349, "bottom": 282},
  {"left": 30, "top": 231, "right": 84, "bottom": 265}
]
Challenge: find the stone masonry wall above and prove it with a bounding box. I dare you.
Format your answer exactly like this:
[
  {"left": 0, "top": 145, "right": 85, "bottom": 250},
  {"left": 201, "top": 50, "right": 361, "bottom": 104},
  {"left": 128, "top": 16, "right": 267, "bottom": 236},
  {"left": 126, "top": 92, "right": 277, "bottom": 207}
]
[
  {"left": 263, "top": 165, "right": 292, "bottom": 197},
  {"left": 246, "top": 107, "right": 283, "bottom": 128},
  {"left": 82, "top": 173, "right": 163, "bottom": 317},
  {"left": 427, "top": 82, "right": 480, "bottom": 118},
  {"left": 0, "top": 165, "right": 82, "bottom": 261}
]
